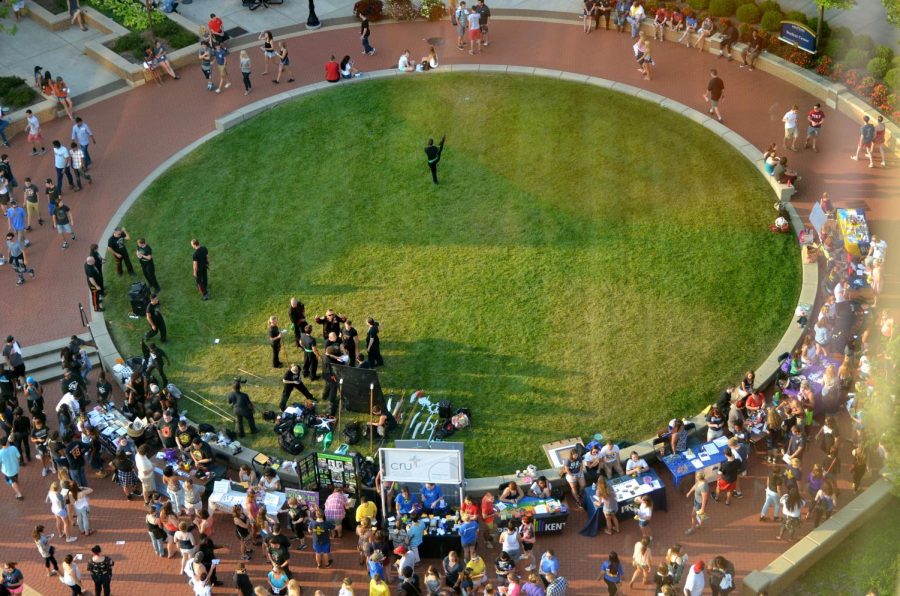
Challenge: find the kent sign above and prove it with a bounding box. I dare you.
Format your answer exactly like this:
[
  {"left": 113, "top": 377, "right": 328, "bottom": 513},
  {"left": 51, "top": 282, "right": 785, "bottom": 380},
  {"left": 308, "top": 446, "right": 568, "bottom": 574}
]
[{"left": 779, "top": 20, "right": 817, "bottom": 54}]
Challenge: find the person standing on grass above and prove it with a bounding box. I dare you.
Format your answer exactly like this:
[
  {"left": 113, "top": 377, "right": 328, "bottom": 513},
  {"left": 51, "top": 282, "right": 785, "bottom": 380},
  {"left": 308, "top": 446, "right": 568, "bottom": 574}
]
[
  {"left": 191, "top": 238, "right": 210, "bottom": 300},
  {"left": 52, "top": 140, "right": 76, "bottom": 192},
  {"left": 288, "top": 297, "right": 306, "bottom": 348},
  {"left": 85, "top": 257, "right": 103, "bottom": 311},
  {"left": 107, "top": 227, "right": 134, "bottom": 276},
  {"left": 475, "top": 0, "right": 491, "bottom": 46},
  {"left": 145, "top": 294, "right": 167, "bottom": 342},
  {"left": 454, "top": 2, "right": 468, "bottom": 50},
  {"left": 782, "top": 105, "right": 800, "bottom": 152},
  {"left": 0, "top": 437, "right": 24, "bottom": 501},
  {"left": 424, "top": 135, "right": 445, "bottom": 184},
  {"left": 136, "top": 237, "right": 161, "bottom": 292},
  {"left": 851, "top": 115, "right": 875, "bottom": 167},
  {"left": 228, "top": 380, "right": 258, "bottom": 437},
  {"left": 69, "top": 143, "right": 92, "bottom": 190},
  {"left": 300, "top": 325, "right": 320, "bottom": 380},
  {"left": 239, "top": 50, "right": 252, "bottom": 96},
  {"left": 25, "top": 110, "right": 47, "bottom": 156},
  {"left": 365, "top": 317, "right": 383, "bottom": 366},
  {"left": 70, "top": 117, "right": 96, "bottom": 169},
  {"left": 52, "top": 199, "right": 75, "bottom": 249},
  {"left": 273, "top": 42, "right": 295, "bottom": 84},
  {"left": 804, "top": 103, "right": 825, "bottom": 152},
  {"left": 360, "top": 11, "right": 375, "bottom": 55},
  {"left": 267, "top": 316, "right": 283, "bottom": 368},
  {"left": 214, "top": 42, "right": 231, "bottom": 94},
  {"left": 684, "top": 470, "right": 708, "bottom": 535},
  {"left": 703, "top": 69, "right": 724, "bottom": 122}
]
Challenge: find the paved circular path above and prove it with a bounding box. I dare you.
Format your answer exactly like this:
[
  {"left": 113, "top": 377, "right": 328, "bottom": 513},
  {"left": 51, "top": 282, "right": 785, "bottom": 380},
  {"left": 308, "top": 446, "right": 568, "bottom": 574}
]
[{"left": 0, "top": 18, "right": 894, "bottom": 595}]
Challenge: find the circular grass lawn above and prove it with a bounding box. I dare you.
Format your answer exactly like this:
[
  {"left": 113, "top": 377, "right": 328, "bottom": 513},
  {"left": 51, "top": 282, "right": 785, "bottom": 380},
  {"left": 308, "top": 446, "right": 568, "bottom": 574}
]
[{"left": 104, "top": 73, "right": 800, "bottom": 476}]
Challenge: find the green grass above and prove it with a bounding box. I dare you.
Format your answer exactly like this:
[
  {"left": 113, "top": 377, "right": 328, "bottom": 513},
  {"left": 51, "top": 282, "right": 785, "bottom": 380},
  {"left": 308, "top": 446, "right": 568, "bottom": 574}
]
[
  {"left": 103, "top": 74, "right": 800, "bottom": 476},
  {"left": 793, "top": 498, "right": 900, "bottom": 595}
]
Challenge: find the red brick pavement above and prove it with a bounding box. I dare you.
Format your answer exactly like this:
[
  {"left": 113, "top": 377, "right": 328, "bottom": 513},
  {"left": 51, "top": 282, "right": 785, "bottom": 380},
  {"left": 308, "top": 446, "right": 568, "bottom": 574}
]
[{"left": 0, "top": 18, "right": 893, "bottom": 595}]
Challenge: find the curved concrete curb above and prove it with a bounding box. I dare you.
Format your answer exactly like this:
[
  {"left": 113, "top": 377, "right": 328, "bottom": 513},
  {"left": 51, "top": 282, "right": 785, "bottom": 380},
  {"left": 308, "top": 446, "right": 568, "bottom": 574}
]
[{"left": 90, "top": 66, "right": 816, "bottom": 493}]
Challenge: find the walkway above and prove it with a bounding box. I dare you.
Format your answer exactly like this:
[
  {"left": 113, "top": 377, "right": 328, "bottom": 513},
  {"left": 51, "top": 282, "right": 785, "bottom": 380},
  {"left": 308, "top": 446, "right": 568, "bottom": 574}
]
[{"left": 0, "top": 18, "right": 895, "bottom": 594}]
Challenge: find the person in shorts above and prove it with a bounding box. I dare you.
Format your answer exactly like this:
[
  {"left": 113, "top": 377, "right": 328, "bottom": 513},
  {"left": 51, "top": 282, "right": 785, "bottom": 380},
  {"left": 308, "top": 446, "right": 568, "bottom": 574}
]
[
  {"left": 480, "top": 492, "right": 496, "bottom": 548},
  {"left": 454, "top": 1, "right": 468, "bottom": 50},
  {"left": 851, "top": 115, "right": 876, "bottom": 167},
  {"left": 713, "top": 449, "right": 740, "bottom": 506},
  {"left": 804, "top": 103, "right": 825, "bottom": 152},
  {"left": 24, "top": 110, "right": 46, "bottom": 156},
  {"left": 52, "top": 199, "right": 75, "bottom": 249},
  {"left": 704, "top": 69, "right": 724, "bottom": 122},
  {"left": 467, "top": 7, "right": 481, "bottom": 55},
  {"left": 685, "top": 470, "right": 708, "bottom": 535},
  {"left": 308, "top": 511, "right": 334, "bottom": 569},
  {"left": 782, "top": 104, "right": 800, "bottom": 151},
  {"left": 475, "top": 0, "right": 491, "bottom": 45}
]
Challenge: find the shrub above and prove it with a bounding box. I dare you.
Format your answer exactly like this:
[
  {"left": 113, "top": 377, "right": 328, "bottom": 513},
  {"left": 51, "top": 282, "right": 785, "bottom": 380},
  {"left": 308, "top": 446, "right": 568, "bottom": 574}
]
[
  {"left": 86, "top": 0, "right": 165, "bottom": 30},
  {"left": 874, "top": 45, "right": 894, "bottom": 62},
  {"left": 758, "top": 0, "right": 780, "bottom": 13},
  {"left": 784, "top": 10, "right": 806, "bottom": 24},
  {"left": 738, "top": 22, "right": 753, "bottom": 40},
  {"left": 807, "top": 16, "right": 829, "bottom": 39},
  {"left": 353, "top": 0, "right": 384, "bottom": 20},
  {"left": 0, "top": 76, "right": 39, "bottom": 110},
  {"left": 760, "top": 9, "right": 782, "bottom": 32},
  {"left": 867, "top": 57, "right": 890, "bottom": 80},
  {"left": 824, "top": 39, "right": 846, "bottom": 60},
  {"left": 419, "top": 0, "right": 444, "bottom": 20},
  {"left": 885, "top": 68, "right": 900, "bottom": 91},
  {"left": 844, "top": 48, "right": 871, "bottom": 70},
  {"left": 850, "top": 34, "right": 874, "bottom": 52},
  {"left": 386, "top": 0, "right": 418, "bottom": 20},
  {"left": 733, "top": 0, "right": 755, "bottom": 6},
  {"left": 815, "top": 55, "right": 833, "bottom": 76},
  {"left": 736, "top": 3, "right": 760, "bottom": 23},
  {"left": 830, "top": 25, "right": 852, "bottom": 41},
  {"left": 709, "top": 0, "right": 735, "bottom": 16},
  {"left": 0, "top": 76, "right": 22, "bottom": 97},
  {"left": 686, "top": 0, "right": 709, "bottom": 11}
]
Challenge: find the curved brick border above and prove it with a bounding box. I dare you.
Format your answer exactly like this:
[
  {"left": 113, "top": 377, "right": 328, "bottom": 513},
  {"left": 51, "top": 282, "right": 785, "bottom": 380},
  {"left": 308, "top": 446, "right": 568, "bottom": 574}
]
[{"left": 89, "top": 66, "right": 817, "bottom": 496}]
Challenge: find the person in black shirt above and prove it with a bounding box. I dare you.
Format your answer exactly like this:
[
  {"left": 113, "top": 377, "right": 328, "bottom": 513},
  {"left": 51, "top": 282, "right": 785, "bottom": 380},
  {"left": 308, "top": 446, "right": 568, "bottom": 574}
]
[
  {"left": 233, "top": 563, "right": 254, "bottom": 596},
  {"left": 265, "top": 523, "right": 293, "bottom": 578},
  {"left": 141, "top": 340, "right": 170, "bottom": 387},
  {"left": 60, "top": 369, "right": 87, "bottom": 411},
  {"left": 280, "top": 364, "right": 313, "bottom": 411},
  {"left": 89, "top": 243, "right": 105, "bottom": 292},
  {"left": 156, "top": 410, "right": 178, "bottom": 449},
  {"left": 135, "top": 238, "right": 160, "bottom": 292},
  {"left": 356, "top": 353, "right": 375, "bottom": 369},
  {"left": 87, "top": 545, "right": 114, "bottom": 596},
  {"left": 719, "top": 21, "right": 739, "bottom": 61},
  {"left": 365, "top": 318, "right": 383, "bottom": 366},
  {"left": 144, "top": 294, "right": 167, "bottom": 342},
  {"left": 84, "top": 256, "right": 104, "bottom": 311},
  {"left": 175, "top": 418, "right": 198, "bottom": 453},
  {"left": 714, "top": 449, "right": 740, "bottom": 506},
  {"left": 227, "top": 381, "right": 257, "bottom": 437},
  {"left": 288, "top": 298, "right": 306, "bottom": 348},
  {"left": 314, "top": 310, "right": 346, "bottom": 339},
  {"left": 106, "top": 227, "right": 134, "bottom": 276},
  {"left": 424, "top": 135, "right": 445, "bottom": 184},
  {"left": 190, "top": 437, "right": 213, "bottom": 469},
  {"left": 299, "top": 325, "right": 320, "bottom": 380},
  {"left": 267, "top": 316, "right": 283, "bottom": 368},
  {"left": 64, "top": 433, "right": 88, "bottom": 488},
  {"left": 341, "top": 320, "right": 359, "bottom": 368},
  {"left": 11, "top": 407, "right": 32, "bottom": 464},
  {"left": 191, "top": 238, "right": 210, "bottom": 300}
]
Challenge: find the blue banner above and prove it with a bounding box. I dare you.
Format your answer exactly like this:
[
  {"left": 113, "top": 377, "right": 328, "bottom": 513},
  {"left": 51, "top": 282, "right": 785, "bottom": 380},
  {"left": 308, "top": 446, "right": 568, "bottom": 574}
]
[{"left": 779, "top": 20, "right": 817, "bottom": 54}]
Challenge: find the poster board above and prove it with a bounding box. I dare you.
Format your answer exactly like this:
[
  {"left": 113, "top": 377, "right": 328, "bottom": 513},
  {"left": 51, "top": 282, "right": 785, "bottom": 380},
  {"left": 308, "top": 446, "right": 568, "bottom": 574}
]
[
  {"left": 542, "top": 437, "right": 584, "bottom": 469},
  {"left": 284, "top": 488, "right": 320, "bottom": 510},
  {"left": 317, "top": 452, "right": 360, "bottom": 495}
]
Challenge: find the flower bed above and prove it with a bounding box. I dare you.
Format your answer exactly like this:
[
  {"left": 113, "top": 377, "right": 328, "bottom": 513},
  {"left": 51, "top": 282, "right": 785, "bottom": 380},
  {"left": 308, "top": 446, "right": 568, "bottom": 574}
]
[{"left": 0, "top": 76, "right": 41, "bottom": 110}]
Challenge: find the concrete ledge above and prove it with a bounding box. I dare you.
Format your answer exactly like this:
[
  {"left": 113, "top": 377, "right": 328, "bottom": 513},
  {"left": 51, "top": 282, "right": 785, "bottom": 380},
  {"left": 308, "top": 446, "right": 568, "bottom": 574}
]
[
  {"left": 94, "top": 67, "right": 814, "bottom": 495},
  {"left": 742, "top": 479, "right": 894, "bottom": 595}
]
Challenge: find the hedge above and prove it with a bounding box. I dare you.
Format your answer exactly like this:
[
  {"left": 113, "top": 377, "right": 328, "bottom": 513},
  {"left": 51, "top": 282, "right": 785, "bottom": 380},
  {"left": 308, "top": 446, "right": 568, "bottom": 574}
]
[
  {"left": 844, "top": 48, "right": 871, "bottom": 70},
  {"left": 867, "top": 57, "right": 891, "bottom": 79},
  {"left": 760, "top": 9, "right": 782, "bottom": 32},
  {"left": 709, "top": 0, "right": 734, "bottom": 16},
  {"left": 758, "top": 0, "right": 780, "bottom": 13},
  {"left": 874, "top": 45, "right": 894, "bottom": 62},
  {"left": 851, "top": 34, "right": 874, "bottom": 52},
  {"left": 736, "top": 3, "right": 761, "bottom": 23},
  {"left": 0, "top": 76, "right": 39, "bottom": 110},
  {"left": 824, "top": 38, "right": 847, "bottom": 61},
  {"left": 885, "top": 68, "right": 900, "bottom": 91},
  {"left": 687, "top": 0, "right": 709, "bottom": 11}
]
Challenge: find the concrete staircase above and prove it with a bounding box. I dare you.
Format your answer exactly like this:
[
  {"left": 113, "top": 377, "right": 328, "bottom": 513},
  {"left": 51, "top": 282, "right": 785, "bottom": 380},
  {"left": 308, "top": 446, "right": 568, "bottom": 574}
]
[{"left": 20, "top": 333, "right": 100, "bottom": 385}]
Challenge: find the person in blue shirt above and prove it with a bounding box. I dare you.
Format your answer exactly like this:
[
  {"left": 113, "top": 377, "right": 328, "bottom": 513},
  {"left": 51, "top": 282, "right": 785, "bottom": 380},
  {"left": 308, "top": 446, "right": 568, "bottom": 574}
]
[
  {"left": 406, "top": 513, "right": 426, "bottom": 559},
  {"left": 421, "top": 482, "right": 444, "bottom": 512},
  {"left": 539, "top": 549, "right": 559, "bottom": 586},
  {"left": 367, "top": 550, "right": 385, "bottom": 579},
  {"left": 0, "top": 437, "right": 24, "bottom": 500},
  {"left": 458, "top": 517, "right": 479, "bottom": 561},
  {"left": 395, "top": 486, "right": 413, "bottom": 515},
  {"left": 598, "top": 551, "right": 623, "bottom": 594}
]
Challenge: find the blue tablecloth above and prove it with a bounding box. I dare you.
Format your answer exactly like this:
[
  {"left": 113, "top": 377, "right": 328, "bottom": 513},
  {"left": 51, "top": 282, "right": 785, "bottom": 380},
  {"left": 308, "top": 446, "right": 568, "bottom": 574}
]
[
  {"left": 580, "top": 469, "right": 667, "bottom": 537},
  {"left": 662, "top": 436, "right": 729, "bottom": 488},
  {"left": 783, "top": 357, "right": 842, "bottom": 415}
]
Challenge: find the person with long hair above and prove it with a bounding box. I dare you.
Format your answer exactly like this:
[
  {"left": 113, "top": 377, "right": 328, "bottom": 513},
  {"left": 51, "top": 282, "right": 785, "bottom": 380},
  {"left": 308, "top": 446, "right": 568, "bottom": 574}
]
[
  {"left": 47, "top": 481, "right": 76, "bottom": 542},
  {"left": 356, "top": 516, "right": 373, "bottom": 566},
  {"left": 111, "top": 450, "right": 136, "bottom": 500},
  {"left": 258, "top": 31, "right": 275, "bottom": 74},
  {"left": 33, "top": 525, "right": 59, "bottom": 576},
  {"left": 340, "top": 55, "right": 360, "bottom": 79},
  {"left": 267, "top": 316, "right": 283, "bottom": 368},
  {"left": 765, "top": 407, "right": 783, "bottom": 463},
  {"left": 69, "top": 483, "right": 94, "bottom": 536},
  {"left": 635, "top": 494, "right": 653, "bottom": 540},
  {"left": 160, "top": 501, "right": 180, "bottom": 558},
  {"left": 629, "top": 537, "right": 652, "bottom": 589},
  {"left": 519, "top": 513, "right": 537, "bottom": 571},
  {"left": 598, "top": 551, "right": 623, "bottom": 594},
  {"left": 777, "top": 487, "right": 804, "bottom": 540},
  {"left": 273, "top": 42, "right": 295, "bottom": 84},
  {"left": 685, "top": 470, "right": 708, "bottom": 535},
  {"left": 233, "top": 504, "right": 253, "bottom": 560},
  {"left": 146, "top": 504, "right": 167, "bottom": 557},
  {"left": 665, "top": 544, "right": 687, "bottom": 584},
  {"left": 760, "top": 468, "right": 783, "bottom": 522},
  {"left": 594, "top": 480, "right": 619, "bottom": 534},
  {"left": 239, "top": 50, "right": 252, "bottom": 96},
  {"left": 60, "top": 554, "right": 83, "bottom": 595},
  {"left": 811, "top": 480, "right": 837, "bottom": 528},
  {"left": 851, "top": 444, "right": 868, "bottom": 492}
]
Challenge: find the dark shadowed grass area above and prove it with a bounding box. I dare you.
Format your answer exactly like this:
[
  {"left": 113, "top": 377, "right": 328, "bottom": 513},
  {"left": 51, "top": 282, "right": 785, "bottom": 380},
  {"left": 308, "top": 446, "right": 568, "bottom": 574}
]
[{"left": 103, "top": 73, "right": 800, "bottom": 476}]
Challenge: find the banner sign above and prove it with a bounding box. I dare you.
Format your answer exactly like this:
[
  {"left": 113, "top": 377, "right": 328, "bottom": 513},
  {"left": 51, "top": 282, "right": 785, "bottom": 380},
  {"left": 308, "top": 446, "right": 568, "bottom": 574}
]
[
  {"left": 779, "top": 21, "right": 817, "bottom": 54},
  {"left": 284, "top": 488, "right": 320, "bottom": 510},
  {"left": 381, "top": 448, "right": 463, "bottom": 484}
]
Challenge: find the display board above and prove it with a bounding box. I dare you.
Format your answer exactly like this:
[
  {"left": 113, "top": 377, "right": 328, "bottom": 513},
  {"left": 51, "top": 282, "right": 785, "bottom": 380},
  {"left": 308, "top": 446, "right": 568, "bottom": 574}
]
[
  {"left": 331, "top": 364, "right": 385, "bottom": 412},
  {"left": 284, "top": 488, "right": 321, "bottom": 510},
  {"left": 295, "top": 451, "right": 363, "bottom": 497}
]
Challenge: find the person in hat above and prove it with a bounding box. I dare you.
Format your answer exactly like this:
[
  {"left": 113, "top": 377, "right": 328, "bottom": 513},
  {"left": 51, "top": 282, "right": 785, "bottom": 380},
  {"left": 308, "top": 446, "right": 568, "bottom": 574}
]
[{"left": 683, "top": 560, "right": 705, "bottom": 595}]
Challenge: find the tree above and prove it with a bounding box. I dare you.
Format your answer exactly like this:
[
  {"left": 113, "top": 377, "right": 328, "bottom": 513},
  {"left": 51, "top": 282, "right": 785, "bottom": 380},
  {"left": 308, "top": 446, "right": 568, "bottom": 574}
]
[
  {"left": 885, "top": 0, "right": 900, "bottom": 25},
  {"left": 813, "top": 0, "right": 855, "bottom": 51}
]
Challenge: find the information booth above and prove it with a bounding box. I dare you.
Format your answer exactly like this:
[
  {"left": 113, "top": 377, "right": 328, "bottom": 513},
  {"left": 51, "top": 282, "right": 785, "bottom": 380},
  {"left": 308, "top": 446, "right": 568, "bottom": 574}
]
[{"left": 293, "top": 451, "right": 365, "bottom": 528}]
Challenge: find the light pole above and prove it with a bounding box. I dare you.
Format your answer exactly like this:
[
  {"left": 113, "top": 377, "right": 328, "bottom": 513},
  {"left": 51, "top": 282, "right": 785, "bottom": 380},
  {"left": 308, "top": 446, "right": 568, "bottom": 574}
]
[{"left": 307, "top": 0, "right": 321, "bottom": 29}]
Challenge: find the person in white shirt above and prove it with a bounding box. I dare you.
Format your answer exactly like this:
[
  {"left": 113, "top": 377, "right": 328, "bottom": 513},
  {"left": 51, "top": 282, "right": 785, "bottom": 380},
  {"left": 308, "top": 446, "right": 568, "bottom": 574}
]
[
  {"left": 683, "top": 560, "right": 705, "bottom": 596},
  {"left": 599, "top": 440, "right": 624, "bottom": 477},
  {"left": 24, "top": 109, "right": 47, "bottom": 155},
  {"left": 397, "top": 50, "right": 414, "bottom": 72},
  {"left": 625, "top": 451, "right": 649, "bottom": 475},
  {"left": 56, "top": 392, "right": 81, "bottom": 416},
  {"left": 782, "top": 105, "right": 800, "bottom": 151},
  {"left": 467, "top": 8, "right": 481, "bottom": 54},
  {"left": 135, "top": 444, "right": 156, "bottom": 501},
  {"left": 865, "top": 235, "right": 886, "bottom": 266},
  {"left": 51, "top": 140, "right": 75, "bottom": 191}
]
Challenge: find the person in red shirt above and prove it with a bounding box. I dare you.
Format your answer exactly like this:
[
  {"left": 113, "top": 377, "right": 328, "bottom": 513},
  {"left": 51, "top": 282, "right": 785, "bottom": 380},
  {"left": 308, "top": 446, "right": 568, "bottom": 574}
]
[
  {"left": 653, "top": 7, "right": 667, "bottom": 41},
  {"left": 325, "top": 55, "right": 340, "bottom": 83},
  {"left": 804, "top": 103, "right": 825, "bottom": 152},
  {"left": 480, "top": 492, "right": 496, "bottom": 548},
  {"left": 208, "top": 13, "right": 225, "bottom": 45},
  {"left": 460, "top": 494, "right": 479, "bottom": 520}
]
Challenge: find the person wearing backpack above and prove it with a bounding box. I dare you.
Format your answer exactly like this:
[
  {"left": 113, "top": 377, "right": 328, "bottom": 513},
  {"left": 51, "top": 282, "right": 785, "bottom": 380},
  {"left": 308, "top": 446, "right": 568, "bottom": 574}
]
[{"left": 454, "top": 2, "right": 468, "bottom": 50}]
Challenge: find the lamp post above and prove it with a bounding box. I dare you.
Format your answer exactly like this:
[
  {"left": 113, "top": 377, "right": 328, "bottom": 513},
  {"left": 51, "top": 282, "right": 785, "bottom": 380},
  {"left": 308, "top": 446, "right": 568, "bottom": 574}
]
[{"left": 307, "top": 0, "right": 321, "bottom": 29}]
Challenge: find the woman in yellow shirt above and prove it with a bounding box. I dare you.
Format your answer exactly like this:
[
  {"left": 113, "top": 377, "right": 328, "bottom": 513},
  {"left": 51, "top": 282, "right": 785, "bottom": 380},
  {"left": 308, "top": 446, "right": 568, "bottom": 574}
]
[{"left": 369, "top": 573, "right": 389, "bottom": 596}]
